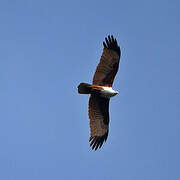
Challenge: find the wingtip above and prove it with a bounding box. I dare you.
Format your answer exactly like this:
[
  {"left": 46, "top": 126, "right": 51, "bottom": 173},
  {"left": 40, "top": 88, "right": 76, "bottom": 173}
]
[
  {"left": 103, "top": 35, "right": 121, "bottom": 57},
  {"left": 89, "top": 131, "right": 109, "bottom": 151}
]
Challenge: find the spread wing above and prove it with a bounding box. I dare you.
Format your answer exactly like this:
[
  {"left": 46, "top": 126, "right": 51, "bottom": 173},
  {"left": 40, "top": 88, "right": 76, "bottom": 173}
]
[
  {"left": 92, "top": 35, "right": 121, "bottom": 87},
  {"left": 88, "top": 95, "right": 109, "bottom": 150}
]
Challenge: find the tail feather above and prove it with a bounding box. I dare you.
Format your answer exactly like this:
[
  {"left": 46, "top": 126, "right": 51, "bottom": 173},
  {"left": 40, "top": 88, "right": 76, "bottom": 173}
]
[{"left": 78, "top": 83, "right": 92, "bottom": 94}]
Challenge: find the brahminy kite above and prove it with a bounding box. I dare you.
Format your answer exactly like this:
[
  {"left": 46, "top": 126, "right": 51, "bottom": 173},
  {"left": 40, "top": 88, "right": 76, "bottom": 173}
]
[{"left": 78, "top": 35, "right": 121, "bottom": 150}]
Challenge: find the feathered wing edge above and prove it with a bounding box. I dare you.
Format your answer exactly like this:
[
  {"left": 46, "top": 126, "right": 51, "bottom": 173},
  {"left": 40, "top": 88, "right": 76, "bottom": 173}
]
[
  {"left": 103, "top": 35, "right": 121, "bottom": 57},
  {"left": 89, "top": 131, "right": 109, "bottom": 150},
  {"left": 88, "top": 95, "right": 109, "bottom": 151}
]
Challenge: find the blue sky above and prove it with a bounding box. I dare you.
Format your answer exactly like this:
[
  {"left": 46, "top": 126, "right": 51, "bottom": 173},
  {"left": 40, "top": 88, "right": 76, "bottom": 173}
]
[{"left": 1, "top": 0, "right": 180, "bottom": 179}]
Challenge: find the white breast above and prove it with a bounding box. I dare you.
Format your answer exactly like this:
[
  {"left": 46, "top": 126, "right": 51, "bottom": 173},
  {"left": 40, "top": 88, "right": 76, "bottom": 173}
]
[{"left": 100, "top": 87, "right": 119, "bottom": 98}]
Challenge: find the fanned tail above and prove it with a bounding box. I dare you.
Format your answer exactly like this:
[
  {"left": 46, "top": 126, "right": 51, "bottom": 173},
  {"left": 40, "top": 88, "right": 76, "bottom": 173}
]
[{"left": 78, "top": 83, "right": 92, "bottom": 94}]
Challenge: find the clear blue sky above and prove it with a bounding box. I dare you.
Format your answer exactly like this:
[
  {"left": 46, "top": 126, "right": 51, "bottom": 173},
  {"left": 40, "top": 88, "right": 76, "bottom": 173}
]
[{"left": 1, "top": 0, "right": 180, "bottom": 179}]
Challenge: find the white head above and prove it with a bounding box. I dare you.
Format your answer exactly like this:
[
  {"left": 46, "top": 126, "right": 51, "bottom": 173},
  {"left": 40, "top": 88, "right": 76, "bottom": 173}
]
[
  {"left": 101, "top": 87, "right": 119, "bottom": 98},
  {"left": 111, "top": 90, "right": 118, "bottom": 97}
]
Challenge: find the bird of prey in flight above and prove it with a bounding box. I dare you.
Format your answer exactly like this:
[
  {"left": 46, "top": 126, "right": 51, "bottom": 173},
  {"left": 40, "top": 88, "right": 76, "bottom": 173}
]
[{"left": 78, "top": 35, "right": 121, "bottom": 150}]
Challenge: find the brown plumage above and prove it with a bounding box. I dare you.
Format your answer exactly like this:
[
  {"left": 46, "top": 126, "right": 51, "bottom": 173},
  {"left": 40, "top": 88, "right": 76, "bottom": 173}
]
[
  {"left": 78, "top": 35, "right": 121, "bottom": 150},
  {"left": 88, "top": 95, "right": 109, "bottom": 150},
  {"left": 93, "top": 35, "right": 120, "bottom": 87}
]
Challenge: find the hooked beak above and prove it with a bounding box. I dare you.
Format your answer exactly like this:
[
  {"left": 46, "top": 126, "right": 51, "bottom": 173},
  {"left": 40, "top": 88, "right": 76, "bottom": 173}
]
[{"left": 115, "top": 90, "right": 119, "bottom": 94}]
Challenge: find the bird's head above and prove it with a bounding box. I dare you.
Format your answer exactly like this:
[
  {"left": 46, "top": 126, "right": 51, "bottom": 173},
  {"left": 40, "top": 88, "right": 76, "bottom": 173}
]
[
  {"left": 115, "top": 90, "right": 119, "bottom": 94},
  {"left": 112, "top": 90, "right": 119, "bottom": 97}
]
